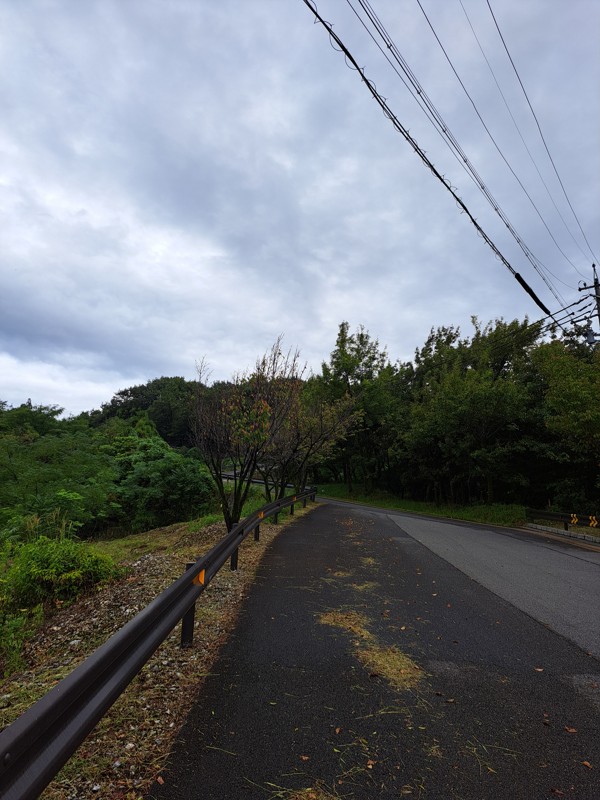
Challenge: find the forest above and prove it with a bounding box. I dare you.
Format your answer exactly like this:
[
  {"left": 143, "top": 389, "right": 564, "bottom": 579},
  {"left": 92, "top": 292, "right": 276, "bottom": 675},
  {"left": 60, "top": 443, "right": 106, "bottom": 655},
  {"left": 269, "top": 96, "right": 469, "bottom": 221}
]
[
  {"left": 2, "top": 316, "right": 599, "bottom": 535},
  {"left": 1, "top": 317, "right": 598, "bottom": 672}
]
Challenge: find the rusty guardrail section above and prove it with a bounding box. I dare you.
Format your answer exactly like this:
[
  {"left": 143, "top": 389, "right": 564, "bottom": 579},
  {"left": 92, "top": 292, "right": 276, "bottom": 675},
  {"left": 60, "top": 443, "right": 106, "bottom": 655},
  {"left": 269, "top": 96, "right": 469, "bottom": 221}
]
[{"left": 0, "top": 487, "right": 316, "bottom": 800}]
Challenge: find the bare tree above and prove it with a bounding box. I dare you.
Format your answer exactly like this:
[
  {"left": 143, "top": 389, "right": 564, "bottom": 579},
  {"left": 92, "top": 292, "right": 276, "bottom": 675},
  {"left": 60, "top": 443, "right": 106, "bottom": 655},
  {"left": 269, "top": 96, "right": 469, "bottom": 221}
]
[
  {"left": 256, "top": 379, "right": 360, "bottom": 500},
  {"left": 192, "top": 338, "right": 304, "bottom": 530}
]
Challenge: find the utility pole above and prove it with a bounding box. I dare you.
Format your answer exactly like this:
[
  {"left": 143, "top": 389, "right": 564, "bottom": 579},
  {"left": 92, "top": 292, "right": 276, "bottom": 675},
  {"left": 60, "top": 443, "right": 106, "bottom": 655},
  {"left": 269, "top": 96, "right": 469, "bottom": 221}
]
[{"left": 578, "top": 264, "right": 600, "bottom": 345}]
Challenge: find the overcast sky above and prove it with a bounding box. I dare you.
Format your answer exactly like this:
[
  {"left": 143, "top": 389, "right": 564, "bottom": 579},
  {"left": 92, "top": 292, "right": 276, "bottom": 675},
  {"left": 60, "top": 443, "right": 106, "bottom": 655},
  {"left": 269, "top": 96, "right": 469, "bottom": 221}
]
[{"left": 1, "top": 0, "right": 598, "bottom": 416}]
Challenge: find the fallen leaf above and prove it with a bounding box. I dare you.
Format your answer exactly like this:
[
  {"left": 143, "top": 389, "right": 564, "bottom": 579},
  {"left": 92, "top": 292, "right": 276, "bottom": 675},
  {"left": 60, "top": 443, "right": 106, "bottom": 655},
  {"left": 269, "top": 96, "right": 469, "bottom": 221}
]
[
  {"left": 564, "top": 726, "right": 577, "bottom": 734},
  {"left": 300, "top": 755, "right": 310, "bottom": 761},
  {"left": 157, "top": 776, "right": 165, "bottom": 785},
  {"left": 549, "top": 789, "right": 564, "bottom": 797},
  {"left": 367, "top": 759, "right": 376, "bottom": 769},
  {"left": 582, "top": 761, "right": 593, "bottom": 769},
  {"left": 445, "top": 698, "right": 456, "bottom": 704},
  {"left": 335, "top": 727, "right": 342, "bottom": 735},
  {"left": 534, "top": 667, "right": 544, "bottom": 672},
  {"left": 400, "top": 625, "right": 407, "bottom": 631}
]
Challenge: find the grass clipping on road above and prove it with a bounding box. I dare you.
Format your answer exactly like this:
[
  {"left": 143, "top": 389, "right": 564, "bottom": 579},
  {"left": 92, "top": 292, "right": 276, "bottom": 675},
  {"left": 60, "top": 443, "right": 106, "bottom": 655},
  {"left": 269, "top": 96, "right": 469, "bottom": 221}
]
[
  {"left": 319, "top": 609, "right": 423, "bottom": 692},
  {"left": 0, "top": 506, "right": 314, "bottom": 800}
]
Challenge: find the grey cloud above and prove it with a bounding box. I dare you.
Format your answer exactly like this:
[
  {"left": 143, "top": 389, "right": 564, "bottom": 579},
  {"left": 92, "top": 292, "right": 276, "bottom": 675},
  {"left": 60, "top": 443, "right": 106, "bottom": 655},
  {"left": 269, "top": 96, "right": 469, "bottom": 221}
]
[{"left": 0, "top": 0, "right": 597, "bottom": 414}]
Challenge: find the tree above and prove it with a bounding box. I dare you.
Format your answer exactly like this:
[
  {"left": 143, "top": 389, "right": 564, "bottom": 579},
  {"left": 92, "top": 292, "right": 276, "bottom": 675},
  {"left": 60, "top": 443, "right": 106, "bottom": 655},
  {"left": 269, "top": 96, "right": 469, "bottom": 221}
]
[
  {"left": 192, "top": 339, "right": 304, "bottom": 530},
  {"left": 395, "top": 319, "right": 550, "bottom": 504},
  {"left": 256, "top": 377, "right": 359, "bottom": 499},
  {"left": 0, "top": 404, "right": 119, "bottom": 535},
  {"left": 532, "top": 340, "right": 600, "bottom": 509},
  {"left": 114, "top": 435, "right": 216, "bottom": 532},
  {"left": 92, "top": 377, "right": 197, "bottom": 447},
  {"left": 319, "top": 322, "right": 393, "bottom": 491}
]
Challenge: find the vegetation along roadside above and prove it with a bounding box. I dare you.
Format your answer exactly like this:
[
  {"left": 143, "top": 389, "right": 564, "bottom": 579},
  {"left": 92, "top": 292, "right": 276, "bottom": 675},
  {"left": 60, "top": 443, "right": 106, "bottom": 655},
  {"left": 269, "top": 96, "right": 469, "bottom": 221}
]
[
  {"left": 0, "top": 501, "right": 314, "bottom": 800},
  {"left": 2, "top": 315, "right": 599, "bottom": 796}
]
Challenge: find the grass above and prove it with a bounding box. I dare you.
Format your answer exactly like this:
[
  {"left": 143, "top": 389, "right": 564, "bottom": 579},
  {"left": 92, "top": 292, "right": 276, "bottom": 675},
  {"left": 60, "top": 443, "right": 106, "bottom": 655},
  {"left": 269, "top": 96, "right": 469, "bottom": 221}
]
[
  {"left": 318, "top": 483, "right": 526, "bottom": 528},
  {"left": 90, "top": 522, "right": 195, "bottom": 563},
  {"left": 355, "top": 645, "right": 424, "bottom": 692},
  {"left": 2, "top": 499, "right": 317, "bottom": 799},
  {"left": 1, "top": 486, "right": 284, "bottom": 676},
  {"left": 264, "top": 783, "right": 341, "bottom": 800},
  {"left": 319, "top": 609, "right": 424, "bottom": 692},
  {"left": 92, "top": 485, "right": 280, "bottom": 563},
  {"left": 319, "top": 609, "right": 373, "bottom": 641}
]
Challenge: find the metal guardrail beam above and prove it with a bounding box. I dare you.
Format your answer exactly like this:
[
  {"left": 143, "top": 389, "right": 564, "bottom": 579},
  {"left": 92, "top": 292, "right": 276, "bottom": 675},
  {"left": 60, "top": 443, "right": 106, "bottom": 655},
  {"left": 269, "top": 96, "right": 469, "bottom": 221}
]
[
  {"left": 0, "top": 487, "right": 316, "bottom": 800},
  {"left": 526, "top": 508, "right": 599, "bottom": 530}
]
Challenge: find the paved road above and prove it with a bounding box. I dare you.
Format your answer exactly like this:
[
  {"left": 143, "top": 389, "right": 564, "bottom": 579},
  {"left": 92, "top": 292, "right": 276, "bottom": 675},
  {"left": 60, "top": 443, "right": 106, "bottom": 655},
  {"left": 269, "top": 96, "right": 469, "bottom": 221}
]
[
  {"left": 147, "top": 502, "right": 600, "bottom": 799},
  {"left": 326, "top": 499, "right": 600, "bottom": 659},
  {"left": 388, "top": 512, "right": 600, "bottom": 660}
]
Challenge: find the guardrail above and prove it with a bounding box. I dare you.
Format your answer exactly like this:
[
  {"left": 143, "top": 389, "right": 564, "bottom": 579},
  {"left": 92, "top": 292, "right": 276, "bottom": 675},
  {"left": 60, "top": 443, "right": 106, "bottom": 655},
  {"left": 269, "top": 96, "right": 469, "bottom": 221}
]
[
  {"left": 0, "top": 487, "right": 316, "bottom": 800},
  {"left": 526, "top": 508, "right": 599, "bottom": 531}
]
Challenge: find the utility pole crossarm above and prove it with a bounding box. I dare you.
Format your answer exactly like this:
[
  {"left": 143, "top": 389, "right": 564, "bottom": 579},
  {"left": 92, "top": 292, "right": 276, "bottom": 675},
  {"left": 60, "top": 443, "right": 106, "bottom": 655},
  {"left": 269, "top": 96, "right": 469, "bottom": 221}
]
[{"left": 577, "top": 264, "right": 600, "bottom": 344}]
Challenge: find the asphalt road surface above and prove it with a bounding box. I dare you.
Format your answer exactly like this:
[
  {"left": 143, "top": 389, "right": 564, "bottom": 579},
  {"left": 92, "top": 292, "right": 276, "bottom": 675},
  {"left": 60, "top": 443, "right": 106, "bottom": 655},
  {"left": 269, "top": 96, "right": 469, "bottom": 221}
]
[{"left": 147, "top": 502, "right": 600, "bottom": 800}]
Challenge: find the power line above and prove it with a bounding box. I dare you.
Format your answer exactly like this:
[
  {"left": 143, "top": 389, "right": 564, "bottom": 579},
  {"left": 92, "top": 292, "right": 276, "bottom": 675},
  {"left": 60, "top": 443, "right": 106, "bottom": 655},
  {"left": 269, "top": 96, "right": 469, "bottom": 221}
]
[
  {"left": 344, "top": 0, "right": 567, "bottom": 308},
  {"left": 301, "top": 0, "right": 561, "bottom": 322},
  {"left": 414, "top": 0, "right": 584, "bottom": 283},
  {"left": 479, "top": 297, "right": 596, "bottom": 355},
  {"left": 486, "top": 0, "right": 599, "bottom": 266},
  {"left": 458, "top": 0, "right": 589, "bottom": 276}
]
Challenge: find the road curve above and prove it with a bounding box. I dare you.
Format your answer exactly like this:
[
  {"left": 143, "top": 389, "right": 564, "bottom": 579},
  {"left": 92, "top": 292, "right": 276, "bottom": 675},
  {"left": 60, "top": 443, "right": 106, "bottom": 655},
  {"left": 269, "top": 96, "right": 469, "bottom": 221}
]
[{"left": 322, "top": 499, "right": 600, "bottom": 660}]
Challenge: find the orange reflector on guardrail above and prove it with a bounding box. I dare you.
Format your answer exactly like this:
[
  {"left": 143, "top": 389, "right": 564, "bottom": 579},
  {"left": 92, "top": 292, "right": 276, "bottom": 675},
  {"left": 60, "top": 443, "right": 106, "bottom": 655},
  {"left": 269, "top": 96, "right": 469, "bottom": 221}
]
[{"left": 193, "top": 569, "right": 205, "bottom": 586}]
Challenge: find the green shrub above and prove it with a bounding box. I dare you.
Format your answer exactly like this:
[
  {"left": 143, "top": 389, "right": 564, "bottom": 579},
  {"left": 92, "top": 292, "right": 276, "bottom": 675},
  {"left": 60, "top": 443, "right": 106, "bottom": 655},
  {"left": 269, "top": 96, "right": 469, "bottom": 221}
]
[
  {"left": 3, "top": 536, "right": 119, "bottom": 609},
  {"left": 115, "top": 437, "right": 218, "bottom": 531}
]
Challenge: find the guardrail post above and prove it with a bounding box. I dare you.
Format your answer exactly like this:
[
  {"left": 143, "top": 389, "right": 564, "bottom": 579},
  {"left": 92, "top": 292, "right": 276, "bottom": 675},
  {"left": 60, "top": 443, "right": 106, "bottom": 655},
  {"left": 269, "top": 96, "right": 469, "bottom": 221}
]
[
  {"left": 290, "top": 499, "right": 295, "bottom": 515},
  {"left": 181, "top": 562, "right": 196, "bottom": 648},
  {"left": 303, "top": 496, "right": 307, "bottom": 508},
  {"left": 230, "top": 547, "right": 239, "bottom": 571},
  {"left": 273, "top": 512, "right": 279, "bottom": 524},
  {"left": 255, "top": 511, "right": 264, "bottom": 541}
]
